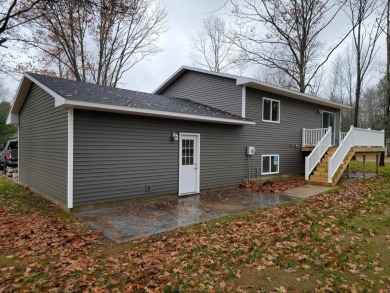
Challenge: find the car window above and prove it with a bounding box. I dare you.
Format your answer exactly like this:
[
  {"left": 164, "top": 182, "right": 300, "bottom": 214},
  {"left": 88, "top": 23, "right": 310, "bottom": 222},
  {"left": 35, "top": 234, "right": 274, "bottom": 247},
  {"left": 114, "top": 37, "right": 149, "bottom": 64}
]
[{"left": 8, "top": 141, "right": 18, "bottom": 149}]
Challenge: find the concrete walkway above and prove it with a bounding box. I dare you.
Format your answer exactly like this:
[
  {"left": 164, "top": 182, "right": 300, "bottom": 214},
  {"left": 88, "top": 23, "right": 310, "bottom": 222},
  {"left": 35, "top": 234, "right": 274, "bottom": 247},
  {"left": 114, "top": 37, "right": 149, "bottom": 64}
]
[{"left": 282, "top": 185, "right": 332, "bottom": 199}]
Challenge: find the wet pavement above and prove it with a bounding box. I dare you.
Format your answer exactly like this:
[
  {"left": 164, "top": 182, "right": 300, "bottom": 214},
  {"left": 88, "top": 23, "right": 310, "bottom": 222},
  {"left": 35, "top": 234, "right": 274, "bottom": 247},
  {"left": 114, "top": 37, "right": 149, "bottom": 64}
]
[{"left": 75, "top": 191, "right": 299, "bottom": 243}]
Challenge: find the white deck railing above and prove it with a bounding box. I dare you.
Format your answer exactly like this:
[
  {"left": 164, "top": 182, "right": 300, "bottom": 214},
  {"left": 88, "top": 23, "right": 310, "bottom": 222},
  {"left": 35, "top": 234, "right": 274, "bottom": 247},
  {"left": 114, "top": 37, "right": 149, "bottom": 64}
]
[
  {"left": 328, "top": 127, "right": 385, "bottom": 183},
  {"left": 339, "top": 132, "right": 348, "bottom": 142},
  {"left": 305, "top": 127, "right": 332, "bottom": 180},
  {"left": 302, "top": 128, "right": 329, "bottom": 147}
]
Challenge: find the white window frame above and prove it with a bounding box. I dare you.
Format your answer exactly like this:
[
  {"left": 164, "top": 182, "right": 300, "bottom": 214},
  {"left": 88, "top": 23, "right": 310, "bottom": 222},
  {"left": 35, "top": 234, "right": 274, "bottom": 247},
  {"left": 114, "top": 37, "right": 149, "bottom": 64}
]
[
  {"left": 261, "top": 154, "right": 280, "bottom": 175},
  {"left": 262, "top": 97, "right": 280, "bottom": 123}
]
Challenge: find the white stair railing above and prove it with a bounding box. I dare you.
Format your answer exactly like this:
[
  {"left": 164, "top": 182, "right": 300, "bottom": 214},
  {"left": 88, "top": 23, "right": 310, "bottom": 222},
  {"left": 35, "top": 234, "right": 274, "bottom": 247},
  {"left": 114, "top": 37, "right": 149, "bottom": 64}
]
[
  {"left": 305, "top": 127, "right": 332, "bottom": 180},
  {"left": 328, "top": 127, "right": 385, "bottom": 183},
  {"left": 302, "top": 128, "right": 328, "bottom": 147},
  {"left": 339, "top": 132, "right": 348, "bottom": 142}
]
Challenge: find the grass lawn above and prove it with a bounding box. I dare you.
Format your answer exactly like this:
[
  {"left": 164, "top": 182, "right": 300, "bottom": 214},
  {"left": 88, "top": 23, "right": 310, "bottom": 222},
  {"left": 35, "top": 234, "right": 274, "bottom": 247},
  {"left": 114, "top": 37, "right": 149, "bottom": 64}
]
[{"left": 1, "top": 163, "right": 390, "bottom": 292}]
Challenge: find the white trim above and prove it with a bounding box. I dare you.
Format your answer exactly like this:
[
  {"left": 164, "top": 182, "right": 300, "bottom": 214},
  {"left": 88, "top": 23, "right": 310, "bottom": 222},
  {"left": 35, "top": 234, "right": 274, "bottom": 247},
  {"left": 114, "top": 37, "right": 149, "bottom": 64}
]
[
  {"left": 57, "top": 99, "right": 255, "bottom": 126},
  {"left": 67, "top": 108, "right": 74, "bottom": 209},
  {"left": 178, "top": 132, "right": 200, "bottom": 196},
  {"left": 242, "top": 86, "right": 246, "bottom": 118},
  {"left": 262, "top": 97, "right": 280, "bottom": 123},
  {"left": 17, "top": 126, "right": 19, "bottom": 179},
  {"left": 153, "top": 65, "right": 351, "bottom": 110},
  {"left": 7, "top": 113, "right": 19, "bottom": 124},
  {"left": 7, "top": 73, "right": 67, "bottom": 125},
  {"left": 261, "top": 154, "right": 280, "bottom": 175}
]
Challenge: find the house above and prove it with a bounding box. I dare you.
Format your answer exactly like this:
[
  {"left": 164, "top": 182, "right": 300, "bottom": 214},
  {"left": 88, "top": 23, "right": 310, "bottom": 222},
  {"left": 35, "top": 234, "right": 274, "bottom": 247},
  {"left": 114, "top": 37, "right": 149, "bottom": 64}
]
[{"left": 7, "top": 66, "right": 385, "bottom": 210}]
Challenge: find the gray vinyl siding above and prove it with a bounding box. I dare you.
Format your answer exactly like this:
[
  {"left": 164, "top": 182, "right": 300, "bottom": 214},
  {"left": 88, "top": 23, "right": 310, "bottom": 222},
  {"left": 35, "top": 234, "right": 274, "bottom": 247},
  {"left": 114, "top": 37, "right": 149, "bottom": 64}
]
[
  {"left": 19, "top": 84, "right": 68, "bottom": 206},
  {"left": 160, "top": 71, "right": 242, "bottom": 116},
  {"left": 72, "top": 73, "right": 340, "bottom": 206},
  {"left": 73, "top": 89, "right": 340, "bottom": 206},
  {"left": 244, "top": 87, "right": 340, "bottom": 175},
  {"left": 73, "top": 110, "right": 247, "bottom": 206}
]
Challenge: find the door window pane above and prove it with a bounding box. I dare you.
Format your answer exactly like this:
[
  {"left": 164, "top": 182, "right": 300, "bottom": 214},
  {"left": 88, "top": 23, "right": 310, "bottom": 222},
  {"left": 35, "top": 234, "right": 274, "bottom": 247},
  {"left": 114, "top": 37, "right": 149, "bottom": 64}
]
[{"left": 181, "top": 139, "right": 195, "bottom": 166}]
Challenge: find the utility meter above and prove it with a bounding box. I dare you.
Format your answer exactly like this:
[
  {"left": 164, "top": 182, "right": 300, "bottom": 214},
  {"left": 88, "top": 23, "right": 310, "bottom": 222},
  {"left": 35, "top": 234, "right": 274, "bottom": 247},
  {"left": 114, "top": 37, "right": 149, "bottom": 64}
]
[{"left": 247, "top": 146, "right": 255, "bottom": 156}]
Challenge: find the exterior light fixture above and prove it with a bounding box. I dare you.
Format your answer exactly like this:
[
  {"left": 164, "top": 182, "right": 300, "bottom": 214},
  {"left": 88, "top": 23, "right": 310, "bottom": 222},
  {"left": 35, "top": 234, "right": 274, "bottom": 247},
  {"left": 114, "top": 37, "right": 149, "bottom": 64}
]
[{"left": 171, "top": 132, "right": 179, "bottom": 141}]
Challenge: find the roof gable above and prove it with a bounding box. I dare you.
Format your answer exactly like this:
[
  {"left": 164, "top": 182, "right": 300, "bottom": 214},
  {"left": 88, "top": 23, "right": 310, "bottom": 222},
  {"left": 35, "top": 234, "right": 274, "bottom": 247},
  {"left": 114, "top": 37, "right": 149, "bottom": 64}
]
[{"left": 154, "top": 66, "right": 351, "bottom": 110}]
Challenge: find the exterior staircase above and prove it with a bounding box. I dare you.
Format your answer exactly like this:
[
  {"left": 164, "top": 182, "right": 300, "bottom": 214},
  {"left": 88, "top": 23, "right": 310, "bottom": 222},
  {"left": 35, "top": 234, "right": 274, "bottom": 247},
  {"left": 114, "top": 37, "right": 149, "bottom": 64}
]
[
  {"left": 304, "top": 126, "right": 385, "bottom": 187},
  {"left": 308, "top": 147, "right": 354, "bottom": 187}
]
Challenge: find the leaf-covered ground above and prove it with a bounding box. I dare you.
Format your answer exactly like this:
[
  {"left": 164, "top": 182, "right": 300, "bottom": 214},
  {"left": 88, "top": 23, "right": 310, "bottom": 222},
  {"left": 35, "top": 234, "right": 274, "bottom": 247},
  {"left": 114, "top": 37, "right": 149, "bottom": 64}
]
[
  {"left": 240, "top": 176, "right": 306, "bottom": 193},
  {"left": 1, "top": 162, "right": 390, "bottom": 292}
]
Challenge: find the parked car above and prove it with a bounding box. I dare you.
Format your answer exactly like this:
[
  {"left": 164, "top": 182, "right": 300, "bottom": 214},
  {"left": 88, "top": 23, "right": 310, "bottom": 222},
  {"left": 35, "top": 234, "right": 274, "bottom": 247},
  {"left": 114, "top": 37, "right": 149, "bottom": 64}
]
[{"left": 0, "top": 140, "right": 18, "bottom": 171}]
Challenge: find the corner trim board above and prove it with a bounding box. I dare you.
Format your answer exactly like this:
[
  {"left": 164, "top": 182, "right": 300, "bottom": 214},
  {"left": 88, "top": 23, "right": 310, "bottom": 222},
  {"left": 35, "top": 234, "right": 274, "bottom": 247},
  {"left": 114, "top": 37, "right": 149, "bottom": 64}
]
[
  {"left": 67, "top": 108, "right": 74, "bottom": 209},
  {"left": 242, "top": 86, "right": 246, "bottom": 118}
]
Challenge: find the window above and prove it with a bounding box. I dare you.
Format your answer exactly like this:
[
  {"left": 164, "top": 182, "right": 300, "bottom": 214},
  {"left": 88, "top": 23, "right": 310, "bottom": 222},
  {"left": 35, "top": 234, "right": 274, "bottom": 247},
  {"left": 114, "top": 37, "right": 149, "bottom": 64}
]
[
  {"left": 262, "top": 155, "right": 279, "bottom": 175},
  {"left": 263, "top": 98, "right": 280, "bottom": 122}
]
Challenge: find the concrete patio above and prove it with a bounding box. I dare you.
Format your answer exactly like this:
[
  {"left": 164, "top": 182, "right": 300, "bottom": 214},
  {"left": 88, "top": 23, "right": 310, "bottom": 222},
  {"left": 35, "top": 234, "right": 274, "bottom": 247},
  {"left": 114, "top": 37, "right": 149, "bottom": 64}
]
[
  {"left": 75, "top": 172, "right": 378, "bottom": 243},
  {"left": 75, "top": 190, "right": 300, "bottom": 243}
]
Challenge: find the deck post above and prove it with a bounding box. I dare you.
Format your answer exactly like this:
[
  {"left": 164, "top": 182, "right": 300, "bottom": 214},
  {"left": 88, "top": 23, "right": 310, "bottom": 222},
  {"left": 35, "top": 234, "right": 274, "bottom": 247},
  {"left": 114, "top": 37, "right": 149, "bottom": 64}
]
[
  {"left": 302, "top": 128, "right": 305, "bottom": 147},
  {"left": 363, "top": 155, "right": 366, "bottom": 178},
  {"left": 376, "top": 154, "right": 379, "bottom": 175},
  {"left": 346, "top": 163, "right": 350, "bottom": 179}
]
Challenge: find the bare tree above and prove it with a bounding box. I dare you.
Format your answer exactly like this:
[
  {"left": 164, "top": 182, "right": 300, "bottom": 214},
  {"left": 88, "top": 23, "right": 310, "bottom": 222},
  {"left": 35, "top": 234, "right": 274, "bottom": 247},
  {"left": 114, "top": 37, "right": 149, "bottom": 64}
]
[
  {"left": 16, "top": 0, "right": 168, "bottom": 87},
  {"left": 359, "top": 84, "right": 386, "bottom": 129},
  {"left": 345, "top": 0, "right": 386, "bottom": 127},
  {"left": 383, "top": 1, "right": 390, "bottom": 138},
  {"left": 229, "top": 0, "right": 352, "bottom": 93},
  {"left": 0, "top": 0, "right": 43, "bottom": 49},
  {"left": 325, "top": 47, "right": 355, "bottom": 131},
  {"left": 189, "top": 15, "right": 237, "bottom": 73},
  {"left": 254, "top": 66, "right": 296, "bottom": 89}
]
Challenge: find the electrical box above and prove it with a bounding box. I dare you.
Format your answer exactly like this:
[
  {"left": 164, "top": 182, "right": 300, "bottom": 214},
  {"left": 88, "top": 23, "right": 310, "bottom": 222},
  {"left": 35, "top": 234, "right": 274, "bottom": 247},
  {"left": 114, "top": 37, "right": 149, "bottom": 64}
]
[{"left": 247, "top": 146, "right": 255, "bottom": 156}]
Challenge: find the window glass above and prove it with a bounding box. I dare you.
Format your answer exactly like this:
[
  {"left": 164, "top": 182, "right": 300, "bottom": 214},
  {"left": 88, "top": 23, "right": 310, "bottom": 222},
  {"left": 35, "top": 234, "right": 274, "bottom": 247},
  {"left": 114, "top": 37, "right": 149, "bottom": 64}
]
[
  {"left": 262, "top": 156, "right": 270, "bottom": 173},
  {"left": 272, "top": 101, "right": 279, "bottom": 122},
  {"left": 271, "top": 155, "right": 278, "bottom": 172},
  {"left": 263, "top": 99, "right": 271, "bottom": 121},
  {"left": 262, "top": 155, "right": 279, "bottom": 174},
  {"left": 263, "top": 98, "right": 280, "bottom": 122},
  {"left": 8, "top": 141, "right": 18, "bottom": 149}
]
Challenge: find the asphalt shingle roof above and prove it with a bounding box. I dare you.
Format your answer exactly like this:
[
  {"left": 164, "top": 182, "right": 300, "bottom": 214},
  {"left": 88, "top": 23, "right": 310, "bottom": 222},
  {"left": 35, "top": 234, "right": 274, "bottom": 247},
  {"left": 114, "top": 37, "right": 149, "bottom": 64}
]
[{"left": 27, "top": 73, "right": 251, "bottom": 122}]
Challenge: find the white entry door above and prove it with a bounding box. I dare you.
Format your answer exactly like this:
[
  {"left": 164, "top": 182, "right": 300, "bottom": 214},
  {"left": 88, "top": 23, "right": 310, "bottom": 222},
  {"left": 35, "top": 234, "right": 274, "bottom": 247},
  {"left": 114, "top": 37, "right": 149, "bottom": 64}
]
[{"left": 179, "top": 133, "right": 200, "bottom": 196}]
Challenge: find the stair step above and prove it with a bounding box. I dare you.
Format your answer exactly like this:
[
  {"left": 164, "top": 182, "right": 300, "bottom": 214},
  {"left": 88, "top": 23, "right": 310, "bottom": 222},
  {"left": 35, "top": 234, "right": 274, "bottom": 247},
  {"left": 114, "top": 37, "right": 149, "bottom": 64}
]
[
  {"left": 307, "top": 146, "right": 357, "bottom": 188},
  {"left": 307, "top": 180, "right": 333, "bottom": 187},
  {"left": 309, "top": 176, "right": 328, "bottom": 182},
  {"left": 313, "top": 171, "right": 328, "bottom": 176}
]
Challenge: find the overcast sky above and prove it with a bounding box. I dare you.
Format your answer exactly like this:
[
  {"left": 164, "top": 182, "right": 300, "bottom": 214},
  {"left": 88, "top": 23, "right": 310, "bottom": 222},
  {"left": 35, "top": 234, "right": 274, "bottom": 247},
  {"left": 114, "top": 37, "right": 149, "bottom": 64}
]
[
  {"left": 116, "top": 0, "right": 230, "bottom": 93},
  {"left": 3, "top": 0, "right": 386, "bottom": 99}
]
